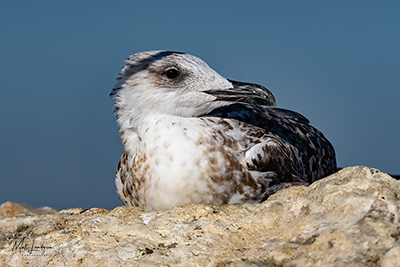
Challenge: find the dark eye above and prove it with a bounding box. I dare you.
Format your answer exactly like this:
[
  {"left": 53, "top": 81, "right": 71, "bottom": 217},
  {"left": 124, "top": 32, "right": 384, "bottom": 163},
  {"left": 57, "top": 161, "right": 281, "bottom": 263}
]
[{"left": 165, "top": 68, "right": 179, "bottom": 79}]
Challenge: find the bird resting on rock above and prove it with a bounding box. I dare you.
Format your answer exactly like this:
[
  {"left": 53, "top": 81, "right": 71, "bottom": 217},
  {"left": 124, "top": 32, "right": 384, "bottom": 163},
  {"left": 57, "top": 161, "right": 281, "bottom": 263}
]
[{"left": 110, "top": 50, "right": 337, "bottom": 210}]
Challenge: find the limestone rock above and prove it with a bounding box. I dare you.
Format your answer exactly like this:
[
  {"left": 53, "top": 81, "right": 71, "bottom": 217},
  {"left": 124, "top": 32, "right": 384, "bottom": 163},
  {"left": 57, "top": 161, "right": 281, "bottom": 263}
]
[
  {"left": 391, "top": 174, "right": 400, "bottom": 180},
  {"left": 0, "top": 202, "right": 57, "bottom": 216},
  {"left": 0, "top": 166, "right": 399, "bottom": 267}
]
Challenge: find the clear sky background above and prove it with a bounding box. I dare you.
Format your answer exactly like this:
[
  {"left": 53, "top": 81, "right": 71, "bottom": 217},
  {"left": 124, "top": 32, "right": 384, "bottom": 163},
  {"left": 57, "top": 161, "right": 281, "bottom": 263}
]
[{"left": 1, "top": 1, "right": 399, "bottom": 211}]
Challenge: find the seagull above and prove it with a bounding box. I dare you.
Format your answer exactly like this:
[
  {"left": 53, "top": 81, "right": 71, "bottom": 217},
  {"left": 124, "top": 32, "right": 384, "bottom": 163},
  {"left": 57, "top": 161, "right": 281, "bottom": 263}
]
[{"left": 110, "top": 50, "right": 337, "bottom": 210}]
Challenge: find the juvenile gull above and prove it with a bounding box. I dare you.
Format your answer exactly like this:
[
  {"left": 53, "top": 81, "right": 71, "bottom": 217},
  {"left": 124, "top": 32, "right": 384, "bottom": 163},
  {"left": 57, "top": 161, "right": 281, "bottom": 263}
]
[{"left": 111, "top": 50, "right": 337, "bottom": 210}]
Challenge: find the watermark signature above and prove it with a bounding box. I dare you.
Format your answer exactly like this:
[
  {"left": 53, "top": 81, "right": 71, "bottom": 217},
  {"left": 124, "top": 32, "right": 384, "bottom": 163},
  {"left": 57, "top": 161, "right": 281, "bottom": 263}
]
[{"left": 11, "top": 237, "right": 54, "bottom": 256}]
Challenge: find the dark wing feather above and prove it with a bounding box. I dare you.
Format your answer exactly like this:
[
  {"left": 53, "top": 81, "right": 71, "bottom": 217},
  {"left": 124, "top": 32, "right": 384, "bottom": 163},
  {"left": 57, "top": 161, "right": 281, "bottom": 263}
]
[{"left": 202, "top": 103, "right": 337, "bottom": 184}]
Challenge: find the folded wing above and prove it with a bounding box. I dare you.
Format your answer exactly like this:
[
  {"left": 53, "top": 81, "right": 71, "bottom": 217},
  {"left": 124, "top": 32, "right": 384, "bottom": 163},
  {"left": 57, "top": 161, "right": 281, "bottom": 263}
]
[{"left": 203, "top": 103, "right": 337, "bottom": 184}]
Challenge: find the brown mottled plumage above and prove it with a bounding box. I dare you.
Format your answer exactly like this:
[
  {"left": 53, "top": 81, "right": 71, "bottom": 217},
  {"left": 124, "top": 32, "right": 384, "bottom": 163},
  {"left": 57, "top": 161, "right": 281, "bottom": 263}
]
[{"left": 111, "top": 50, "right": 336, "bottom": 210}]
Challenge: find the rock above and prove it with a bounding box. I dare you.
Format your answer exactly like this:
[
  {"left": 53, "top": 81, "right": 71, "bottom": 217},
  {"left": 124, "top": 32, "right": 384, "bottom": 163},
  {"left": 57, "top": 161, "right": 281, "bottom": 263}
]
[
  {"left": 0, "top": 202, "right": 57, "bottom": 216},
  {"left": 391, "top": 174, "right": 400, "bottom": 180},
  {"left": 0, "top": 166, "right": 399, "bottom": 267}
]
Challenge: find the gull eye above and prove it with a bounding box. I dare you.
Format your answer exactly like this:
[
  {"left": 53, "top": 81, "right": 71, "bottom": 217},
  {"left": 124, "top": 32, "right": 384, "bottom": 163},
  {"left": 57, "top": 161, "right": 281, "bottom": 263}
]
[{"left": 165, "top": 68, "right": 179, "bottom": 79}]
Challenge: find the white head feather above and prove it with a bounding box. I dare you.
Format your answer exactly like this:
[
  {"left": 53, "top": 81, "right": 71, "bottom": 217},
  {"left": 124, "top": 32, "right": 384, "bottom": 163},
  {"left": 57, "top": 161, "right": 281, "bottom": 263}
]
[{"left": 111, "top": 50, "right": 233, "bottom": 132}]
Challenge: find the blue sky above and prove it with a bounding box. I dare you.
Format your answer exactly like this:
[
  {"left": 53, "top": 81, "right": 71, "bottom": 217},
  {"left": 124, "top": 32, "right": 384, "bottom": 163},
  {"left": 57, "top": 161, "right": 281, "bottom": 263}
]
[{"left": 1, "top": 1, "right": 399, "bottom": 210}]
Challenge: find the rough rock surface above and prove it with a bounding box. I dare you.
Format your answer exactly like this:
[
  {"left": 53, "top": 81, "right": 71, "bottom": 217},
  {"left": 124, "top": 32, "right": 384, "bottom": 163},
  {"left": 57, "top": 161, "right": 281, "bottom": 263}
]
[
  {"left": 0, "top": 166, "right": 400, "bottom": 267},
  {"left": 0, "top": 202, "right": 57, "bottom": 216}
]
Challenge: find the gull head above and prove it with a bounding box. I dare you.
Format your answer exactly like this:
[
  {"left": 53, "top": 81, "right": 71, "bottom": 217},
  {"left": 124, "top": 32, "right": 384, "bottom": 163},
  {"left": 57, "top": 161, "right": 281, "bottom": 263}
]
[{"left": 111, "top": 50, "right": 276, "bottom": 130}]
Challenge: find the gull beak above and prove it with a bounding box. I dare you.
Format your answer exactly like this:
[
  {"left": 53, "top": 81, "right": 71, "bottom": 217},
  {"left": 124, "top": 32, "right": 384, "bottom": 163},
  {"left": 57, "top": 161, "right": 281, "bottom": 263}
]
[{"left": 203, "top": 79, "right": 276, "bottom": 107}]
